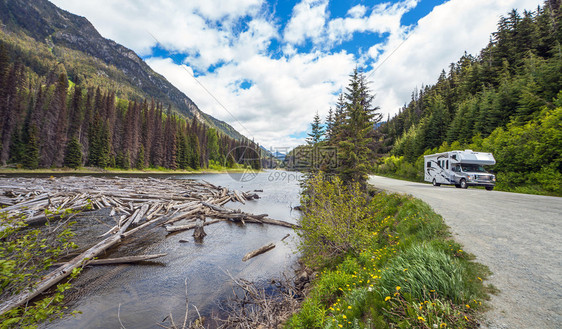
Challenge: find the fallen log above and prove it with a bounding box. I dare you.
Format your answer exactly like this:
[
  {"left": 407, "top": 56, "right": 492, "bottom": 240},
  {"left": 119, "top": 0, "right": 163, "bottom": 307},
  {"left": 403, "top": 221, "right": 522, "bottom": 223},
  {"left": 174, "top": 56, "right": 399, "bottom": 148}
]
[
  {"left": 193, "top": 217, "right": 207, "bottom": 242},
  {"left": 201, "top": 201, "right": 227, "bottom": 212},
  {"left": 165, "top": 219, "right": 222, "bottom": 233},
  {"left": 131, "top": 203, "right": 149, "bottom": 225},
  {"left": 163, "top": 205, "right": 203, "bottom": 225},
  {"left": 83, "top": 253, "right": 167, "bottom": 265},
  {"left": 242, "top": 243, "right": 276, "bottom": 261},
  {"left": 52, "top": 253, "right": 167, "bottom": 266},
  {"left": 233, "top": 190, "right": 246, "bottom": 204}
]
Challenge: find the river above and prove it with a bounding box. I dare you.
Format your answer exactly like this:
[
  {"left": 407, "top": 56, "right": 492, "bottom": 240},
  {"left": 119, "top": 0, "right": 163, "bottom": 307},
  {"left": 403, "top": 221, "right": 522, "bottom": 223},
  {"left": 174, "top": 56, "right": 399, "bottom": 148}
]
[{"left": 37, "top": 170, "right": 303, "bottom": 329}]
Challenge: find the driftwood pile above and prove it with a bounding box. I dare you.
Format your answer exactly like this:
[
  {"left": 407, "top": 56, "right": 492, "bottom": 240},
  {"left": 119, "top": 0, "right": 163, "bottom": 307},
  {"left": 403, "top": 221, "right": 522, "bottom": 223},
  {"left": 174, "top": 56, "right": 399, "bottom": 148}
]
[{"left": 0, "top": 176, "right": 297, "bottom": 317}]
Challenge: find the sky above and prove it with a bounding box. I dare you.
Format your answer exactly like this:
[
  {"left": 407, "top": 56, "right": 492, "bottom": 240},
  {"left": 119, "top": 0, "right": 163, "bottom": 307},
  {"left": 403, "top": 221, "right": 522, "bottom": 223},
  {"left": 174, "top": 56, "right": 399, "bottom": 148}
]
[{"left": 50, "top": 0, "right": 543, "bottom": 150}]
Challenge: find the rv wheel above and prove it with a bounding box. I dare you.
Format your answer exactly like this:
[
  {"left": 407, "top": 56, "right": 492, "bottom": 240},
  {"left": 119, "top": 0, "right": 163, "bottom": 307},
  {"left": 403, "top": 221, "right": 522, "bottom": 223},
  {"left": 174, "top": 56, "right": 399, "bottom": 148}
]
[
  {"left": 460, "top": 179, "right": 468, "bottom": 189},
  {"left": 486, "top": 186, "right": 494, "bottom": 191},
  {"left": 455, "top": 184, "right": 461, "bottom": 188},
  {"left": 432, "top": 179, "right": 440, "bottom": 187}
]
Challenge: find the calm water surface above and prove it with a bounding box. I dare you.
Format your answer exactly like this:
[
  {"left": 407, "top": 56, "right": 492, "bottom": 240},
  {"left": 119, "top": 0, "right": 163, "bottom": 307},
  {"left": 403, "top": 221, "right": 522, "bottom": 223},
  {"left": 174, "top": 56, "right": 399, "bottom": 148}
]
[{"left": 37, "top": 170, "right": 303, "bottom": 329}]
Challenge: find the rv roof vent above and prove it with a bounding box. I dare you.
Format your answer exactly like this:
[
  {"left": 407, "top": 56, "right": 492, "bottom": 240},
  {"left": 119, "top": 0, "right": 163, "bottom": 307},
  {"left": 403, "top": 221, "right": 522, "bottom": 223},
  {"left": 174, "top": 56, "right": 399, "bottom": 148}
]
[{"left": 464, "top": 149, "right": 473, "bottom": 152}]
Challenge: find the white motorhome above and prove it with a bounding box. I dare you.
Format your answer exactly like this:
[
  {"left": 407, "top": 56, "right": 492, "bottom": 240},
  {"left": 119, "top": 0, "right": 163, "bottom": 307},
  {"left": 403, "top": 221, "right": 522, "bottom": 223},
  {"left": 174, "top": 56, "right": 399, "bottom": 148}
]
[{"left": 424, "top": 150, "right": 496, "bottom": 190}]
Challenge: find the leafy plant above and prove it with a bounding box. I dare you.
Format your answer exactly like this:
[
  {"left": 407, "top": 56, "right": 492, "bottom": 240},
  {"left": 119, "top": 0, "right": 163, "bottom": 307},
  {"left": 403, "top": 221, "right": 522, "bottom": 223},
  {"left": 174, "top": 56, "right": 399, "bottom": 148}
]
[{"left": 0, "top": 210, "right": 81, "bottom": 328}]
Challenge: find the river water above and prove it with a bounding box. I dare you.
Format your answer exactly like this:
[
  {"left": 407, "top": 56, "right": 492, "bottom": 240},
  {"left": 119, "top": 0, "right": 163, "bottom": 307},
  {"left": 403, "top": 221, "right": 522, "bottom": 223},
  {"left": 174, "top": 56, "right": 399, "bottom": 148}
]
[{"left": 38, "top": 170, "right": 304, "bottom": 329}]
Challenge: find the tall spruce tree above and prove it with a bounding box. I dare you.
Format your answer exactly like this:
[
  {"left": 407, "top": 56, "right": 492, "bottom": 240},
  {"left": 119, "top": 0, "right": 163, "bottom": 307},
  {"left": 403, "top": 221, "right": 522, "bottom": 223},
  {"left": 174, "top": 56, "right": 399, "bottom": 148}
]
[
  {"left": 306, "top": 111, "right": 324, "bottom": 145},
  {"left": 337, "top": 68, "right": 380, "bottom": 185},
  {"left": 63, "top": 137, "right": 82, "bottom": 169}
]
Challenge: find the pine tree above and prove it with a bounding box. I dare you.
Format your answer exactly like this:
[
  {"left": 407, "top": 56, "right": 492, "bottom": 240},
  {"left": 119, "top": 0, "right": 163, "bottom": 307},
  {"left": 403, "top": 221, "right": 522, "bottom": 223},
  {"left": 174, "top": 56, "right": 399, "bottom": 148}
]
[
  {"left": 189, "top": 134, "right": 201, "bottom": 170},
  {"left": 306, "top": 111, "right": 324, "bottom": 145},
  {"left": 63, "top": 137, "right": 82, "bottom": 169},
  {"left": 325, "top": 108, "right": 334, "bottom": 140},
  {"left": 337, "top": 68, "right": 380, "bottom": 185},
  {"left": 40, "top": 72, "right": 68, "bottom": 167},
  {"left": 136, "top": 145, "right": 145, "bottom": 170},
  {"left": 206, "top": 128, "right": 220, "bottom": 163},
  {"left": 22, "top": 125, "right": 39, "bottom": 169}
]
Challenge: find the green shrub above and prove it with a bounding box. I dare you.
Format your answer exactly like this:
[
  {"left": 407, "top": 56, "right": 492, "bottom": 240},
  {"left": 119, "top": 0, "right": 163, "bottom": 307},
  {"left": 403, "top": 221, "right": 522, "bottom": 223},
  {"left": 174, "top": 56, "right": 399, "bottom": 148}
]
[
  {"left": 297, "top": 174, "right": 372, "bottom": 267},
  {"left": 0, "top": 210, "right": 80, "bottom": 328}
]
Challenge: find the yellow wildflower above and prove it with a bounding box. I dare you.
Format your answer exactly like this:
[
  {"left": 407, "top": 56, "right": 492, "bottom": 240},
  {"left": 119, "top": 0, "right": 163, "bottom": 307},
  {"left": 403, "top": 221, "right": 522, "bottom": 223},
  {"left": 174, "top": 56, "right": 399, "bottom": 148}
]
[
  {"left": 385, "top": 296, "right": 391, "bottom": 301},
  {"left": 466, "top": 304, "right": 470, "bottom": 308},
  {"left": 417, "top": 316, "right": 425, "bottom": 322},
  {"left": 440, "top": 323, "right": 447, "bottom": 327},
  {"left": 396, "top": 286, "right": 401, "bottom": 291},
  {"left": 342, "top": 315, "right": 347, "bottom": 319},
  {"left": 348, "top": 306, "right": 352, "bottom": 309}
]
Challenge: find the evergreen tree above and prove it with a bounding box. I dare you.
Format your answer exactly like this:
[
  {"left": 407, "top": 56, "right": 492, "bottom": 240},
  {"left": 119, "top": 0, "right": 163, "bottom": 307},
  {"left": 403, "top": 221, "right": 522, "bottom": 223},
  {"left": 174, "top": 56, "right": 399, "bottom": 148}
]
[
  {"left": 337, "top": 68, "right": 380, "bottom": 185},
  {"left": 306, "top": 111, "right": 324, "bottom": 145},
  {"left": 189, "top": 134, "right": 201, "bottom": 170},
  {"left": 63, "top": 137, "right": 82, "bottom": 169},
  {"left": 325, "top": 108, "right": 334, "bottom": 140},
  {"left": 22, "top": 125, "right": 39, "bottom": 169},
  {"left": 206, "top": 128, "right": 220, "bottom": 163},
  {"left": 136, "top": 145, "right": 145, "bottom": 170}
]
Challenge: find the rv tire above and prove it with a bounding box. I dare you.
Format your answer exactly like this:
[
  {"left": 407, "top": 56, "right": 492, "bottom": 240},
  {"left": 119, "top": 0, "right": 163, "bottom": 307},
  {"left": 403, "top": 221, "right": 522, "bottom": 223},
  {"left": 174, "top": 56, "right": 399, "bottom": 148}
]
[
  {"left": 432, "top": 179, "right": 440, "bottom": 187},
  {"left": 455, "top": 184, "right": 461, "bottom": 188},
  {"left": 460, "top": 179, "right": 468, "bottom": 189},
  {"left": 486, "top": 186, "right": 494, "bottom": 191}
]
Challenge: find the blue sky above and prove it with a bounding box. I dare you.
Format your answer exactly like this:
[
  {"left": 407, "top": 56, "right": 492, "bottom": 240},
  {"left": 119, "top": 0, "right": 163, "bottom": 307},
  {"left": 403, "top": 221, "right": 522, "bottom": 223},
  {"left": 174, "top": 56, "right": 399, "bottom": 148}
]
[{"left": 51, "top": 0, "right": 543, "bottom": 149}]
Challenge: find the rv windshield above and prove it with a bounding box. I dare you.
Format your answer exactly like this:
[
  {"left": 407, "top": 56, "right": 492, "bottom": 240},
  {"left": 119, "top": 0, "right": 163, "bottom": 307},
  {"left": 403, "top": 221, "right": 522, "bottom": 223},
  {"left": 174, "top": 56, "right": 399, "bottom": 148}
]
[{"left": 461, "top": 164, "right": 488, "bottom": 173}]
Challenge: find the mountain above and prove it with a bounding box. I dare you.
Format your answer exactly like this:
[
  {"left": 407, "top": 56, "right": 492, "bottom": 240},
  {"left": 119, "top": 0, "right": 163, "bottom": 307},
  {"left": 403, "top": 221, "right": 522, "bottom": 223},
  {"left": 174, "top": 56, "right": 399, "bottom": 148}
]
[{"left": 0, "top": 0, "right": 244, "bottom": 140}]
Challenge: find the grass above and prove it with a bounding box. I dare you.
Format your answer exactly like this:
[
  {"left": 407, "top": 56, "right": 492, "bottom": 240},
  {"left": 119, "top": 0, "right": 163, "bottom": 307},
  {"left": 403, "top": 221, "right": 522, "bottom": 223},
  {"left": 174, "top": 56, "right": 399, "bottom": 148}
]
[{"left": 287, "top": 174, "right": 493, "bottom": 328}]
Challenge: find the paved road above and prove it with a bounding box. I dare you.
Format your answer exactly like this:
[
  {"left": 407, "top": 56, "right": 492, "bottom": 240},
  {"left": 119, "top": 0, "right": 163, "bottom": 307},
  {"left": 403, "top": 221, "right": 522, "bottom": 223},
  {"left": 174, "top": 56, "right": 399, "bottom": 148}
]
[{"left": 368, "top": 175, "right": 562, "bottom": 329}]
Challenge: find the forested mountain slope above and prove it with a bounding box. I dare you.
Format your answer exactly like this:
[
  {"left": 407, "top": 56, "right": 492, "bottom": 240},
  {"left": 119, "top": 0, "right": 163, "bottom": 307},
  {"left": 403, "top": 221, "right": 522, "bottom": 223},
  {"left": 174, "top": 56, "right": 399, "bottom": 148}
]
[
  {"left": 376, "top": 1, "right": 561, "bottom": 195},
  {"left": 0, "top": 0, "right": 243, "bottom": 140},
  {"left": 0, "top": 0, "right": 261, "bottom": 170}
]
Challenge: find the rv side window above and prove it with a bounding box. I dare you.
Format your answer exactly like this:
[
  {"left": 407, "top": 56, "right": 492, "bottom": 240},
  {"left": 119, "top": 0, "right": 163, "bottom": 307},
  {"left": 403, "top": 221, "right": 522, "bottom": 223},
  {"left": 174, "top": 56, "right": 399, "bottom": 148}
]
[
  {"left": 451, "top": 154, "right": 457, "bottom": 160},
  {"left": 427, "top": 162, "right": 431, "bottom": 168},
  {"left": 446, "top": 160, "right": 449, "bottom": 169}
]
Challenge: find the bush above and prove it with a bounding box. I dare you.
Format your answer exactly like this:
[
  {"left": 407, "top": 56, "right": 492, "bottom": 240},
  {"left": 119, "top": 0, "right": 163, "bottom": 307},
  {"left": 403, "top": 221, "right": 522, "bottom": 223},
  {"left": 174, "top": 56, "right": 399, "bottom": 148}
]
[
  {"left": 0, "top": 211, "right": 80, "bottom": 328},
  {"left": 297, "top": 174, "right": 372, "bottom": 267}
]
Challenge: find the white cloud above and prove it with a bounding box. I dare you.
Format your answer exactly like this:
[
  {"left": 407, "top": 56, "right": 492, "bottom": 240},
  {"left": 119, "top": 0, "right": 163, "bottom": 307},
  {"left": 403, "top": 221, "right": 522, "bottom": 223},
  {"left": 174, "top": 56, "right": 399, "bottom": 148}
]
[
  {"left": 324, "top": 0, "right": 418, "bottom": 46},
  {"left": 366, "top": 0, "right": 544, "bottom": 118},
  {"left": 50, "top": 0, "right": 264, "bottom": 67},
  {"left": 283, "top": 0, "right": 329, "bottom": 45},
  {"left": 50, "top": 0, "right": 544, "bottom": 148},
  {"left": 347, "top": 5, "right": 367, "bottom": 18},
  {"left": 147, "top": 51, "right": 355, "bottom": 149}
]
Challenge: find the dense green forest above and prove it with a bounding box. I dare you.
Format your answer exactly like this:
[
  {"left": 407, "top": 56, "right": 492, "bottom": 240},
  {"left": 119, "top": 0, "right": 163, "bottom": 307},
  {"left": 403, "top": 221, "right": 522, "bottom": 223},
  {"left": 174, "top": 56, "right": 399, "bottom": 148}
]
[
  {"left": 374, "top": 2, "right": 560, "bottom": 195},
  {"left": 0, "top": 41, "right": 260, "bottom": 170},
  {"left": 302, "top": 1, "right": 561, "bottom": 195}
]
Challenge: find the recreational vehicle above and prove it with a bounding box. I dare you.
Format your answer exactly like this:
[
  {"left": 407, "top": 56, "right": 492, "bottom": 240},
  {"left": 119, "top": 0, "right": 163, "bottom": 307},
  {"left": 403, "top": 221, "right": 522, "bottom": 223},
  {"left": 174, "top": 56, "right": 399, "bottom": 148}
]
[{"left": 424, "top": 150, "right": 496, "bottom": 190}]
